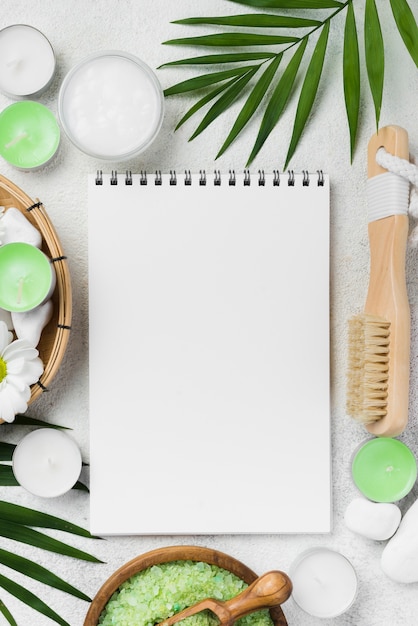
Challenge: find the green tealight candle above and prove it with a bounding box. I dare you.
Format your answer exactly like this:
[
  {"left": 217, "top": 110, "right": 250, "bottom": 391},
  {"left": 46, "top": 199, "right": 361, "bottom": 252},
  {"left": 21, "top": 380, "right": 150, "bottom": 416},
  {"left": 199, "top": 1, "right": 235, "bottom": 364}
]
[
  {"left": 0, "top": 243, "right": 56, "bottom": 312},
  {"left": 352, "top": 438, "right": 417, "bottom": 502},
  {"left": 0, "top": 101, "right": 60, "bottom": 170}
]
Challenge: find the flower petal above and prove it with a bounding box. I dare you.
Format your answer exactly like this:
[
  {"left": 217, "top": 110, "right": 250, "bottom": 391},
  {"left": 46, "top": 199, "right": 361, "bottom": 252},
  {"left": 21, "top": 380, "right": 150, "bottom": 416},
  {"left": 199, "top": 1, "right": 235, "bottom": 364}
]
[
  {"left": 0, "top": 321, "right": 12, "bottom": 352},
  {"left": 0, "top": 384, "right": 29, "bottom": 422},
  {"left": 3, "top": 339, "right": 39, "bottom": 362},
  {"left": 13, "top": 357, "right": 44, "bottom": 386}
]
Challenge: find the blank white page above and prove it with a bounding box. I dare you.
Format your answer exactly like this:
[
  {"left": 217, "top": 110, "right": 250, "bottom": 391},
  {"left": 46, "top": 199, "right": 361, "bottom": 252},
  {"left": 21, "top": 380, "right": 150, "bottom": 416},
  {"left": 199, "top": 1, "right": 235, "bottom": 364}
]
[{"left": 88, "top": 171, "right": 330, "bottom": 535}]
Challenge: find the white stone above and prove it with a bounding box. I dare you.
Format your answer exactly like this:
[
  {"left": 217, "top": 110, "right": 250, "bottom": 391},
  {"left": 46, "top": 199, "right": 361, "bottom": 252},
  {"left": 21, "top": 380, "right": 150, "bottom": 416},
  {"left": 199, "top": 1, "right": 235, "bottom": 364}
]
[
  {"left": 12, "top": 300, "right": 53, "bottom": 347},
  {"left": 2, "top": 207, "right": 42, "bottom": 247},
  {"left": 0, "top": 308, "right": 13, "bottom": 331},
  {"left": 344, "top": 497, "right": 401, "bottom": 541},
  {"left": 381, "top": 498, "right": 418, "bottom": 583}
]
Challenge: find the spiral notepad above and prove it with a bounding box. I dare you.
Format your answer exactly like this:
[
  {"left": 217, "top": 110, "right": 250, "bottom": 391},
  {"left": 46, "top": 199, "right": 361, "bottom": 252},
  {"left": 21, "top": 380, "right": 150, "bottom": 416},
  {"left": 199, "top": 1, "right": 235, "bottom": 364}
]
[{"left": 88, "top": 170, "right": 331, "bottom": 535}]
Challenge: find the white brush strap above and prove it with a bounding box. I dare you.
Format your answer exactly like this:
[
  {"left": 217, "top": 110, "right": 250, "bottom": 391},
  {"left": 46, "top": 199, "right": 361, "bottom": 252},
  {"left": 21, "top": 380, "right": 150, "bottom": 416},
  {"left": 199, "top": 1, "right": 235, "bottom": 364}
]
[{"left": 367, "top": 172, "right": 410, "bottom": 222}]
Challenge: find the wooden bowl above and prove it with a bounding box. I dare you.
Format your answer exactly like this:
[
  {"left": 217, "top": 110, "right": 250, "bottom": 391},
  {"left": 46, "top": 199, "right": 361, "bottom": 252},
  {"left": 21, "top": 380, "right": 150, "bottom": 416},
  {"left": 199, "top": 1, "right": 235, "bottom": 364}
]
[
  {"left": 84, "top": 545, "right": 289, "bottom": 626},
  {"left": 0, "top": 174, "right": 72, "bottom": 418}
]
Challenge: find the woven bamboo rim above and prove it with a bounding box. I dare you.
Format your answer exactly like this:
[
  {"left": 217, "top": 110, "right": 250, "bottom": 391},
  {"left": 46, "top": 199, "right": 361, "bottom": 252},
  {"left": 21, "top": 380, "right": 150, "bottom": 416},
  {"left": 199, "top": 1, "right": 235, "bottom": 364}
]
[{"left": 0, "top": 174, "right": 72, "bottom": 420}]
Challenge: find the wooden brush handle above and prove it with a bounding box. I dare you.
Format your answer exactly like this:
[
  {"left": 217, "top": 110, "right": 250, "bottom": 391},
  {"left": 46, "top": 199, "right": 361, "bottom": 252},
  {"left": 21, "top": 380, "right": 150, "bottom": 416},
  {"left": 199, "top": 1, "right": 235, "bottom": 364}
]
[{"left": 365, "top": 126, "right": 410, "bottom": 437}]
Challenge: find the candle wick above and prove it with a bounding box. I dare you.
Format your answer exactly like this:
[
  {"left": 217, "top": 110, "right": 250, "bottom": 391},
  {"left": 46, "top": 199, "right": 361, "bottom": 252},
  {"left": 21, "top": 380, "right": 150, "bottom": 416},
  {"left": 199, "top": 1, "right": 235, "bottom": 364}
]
[
  {"left": 5, "top": 132, "right": 28, "bottom": 149},
  {"left": 16, "top": 277, "right": 24, "bottom": 305},
  {"left": 47, "top": 456, "right": 54, "bottom": 468}
]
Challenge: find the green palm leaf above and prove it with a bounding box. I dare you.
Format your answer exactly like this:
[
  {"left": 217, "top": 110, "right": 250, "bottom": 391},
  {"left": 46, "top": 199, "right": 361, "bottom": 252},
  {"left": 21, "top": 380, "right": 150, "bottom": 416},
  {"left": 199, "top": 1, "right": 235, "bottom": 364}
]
[
  {"left": 0, "top": 599, "right": 17, "bottom": 626},
  {"left": 389, "top": 0, "right": 418, "bottom": 66},
  {"left": 0, "top": 500, "right": 95, "bottom": 537},
  {"left": 0, "top": 443, "right": 15, "bottom": 462},
  {"left": 343, "top": 1, "right": 361, "bottom": 161},
  {"left": 285, "top": 21, "right": 330, "bottom": 168},
  {"left": 227, "top": 0, "right": 343, "bottom": 8},
  {"left": 0, "top": 519, "right": 102, "bottom": 562},
  {"left": 175, "top": 77, "right": 244, "bottom": 129},
  {"left": 364, "top": 0, "right": 384, "bottom": 128},
  {"left": 0, "top": 547, "right": 90, "bottom": 601},
  {"left": 13, "top": 414, "right": 69, "bottom": 428},
  {"left": 0, "top": 466, "right": 18, "bottom": 486},
  {"left": 189, "top": 66, "right": 259, "bottom": 140},
  {"left": 246, "top": 40, "right": 307, "bottom": 165},
  {"left": 173, "top": 14, "right": 321, "bottom": 28},
  {"left": 164, "top": 66, "right": 255, "bottom": 96},
  {"left": 159, "top": 52, "right": 276, "bottom": 67},
  {"left": 163, "top": 33, "right": 299, "bottom": 47},
  {"left": 217, "top": 53, "right": 283, "bottom": 159},
  {"left": 0, "top": 573, "right": 70, "bottom": 626}
]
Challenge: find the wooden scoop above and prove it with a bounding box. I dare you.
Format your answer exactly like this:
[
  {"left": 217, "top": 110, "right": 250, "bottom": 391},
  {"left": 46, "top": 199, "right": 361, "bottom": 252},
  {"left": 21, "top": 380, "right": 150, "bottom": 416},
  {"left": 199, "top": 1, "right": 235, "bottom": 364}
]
[{"left": 156, "top": 571, "right": 292, "bottom": 626}]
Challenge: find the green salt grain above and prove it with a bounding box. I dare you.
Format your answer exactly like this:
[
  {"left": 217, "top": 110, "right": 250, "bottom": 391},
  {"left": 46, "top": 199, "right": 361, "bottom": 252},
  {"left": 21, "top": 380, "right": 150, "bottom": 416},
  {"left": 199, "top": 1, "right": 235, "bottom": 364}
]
[{"left": 98, "top": 561, "right": 274, "bottom": 626}]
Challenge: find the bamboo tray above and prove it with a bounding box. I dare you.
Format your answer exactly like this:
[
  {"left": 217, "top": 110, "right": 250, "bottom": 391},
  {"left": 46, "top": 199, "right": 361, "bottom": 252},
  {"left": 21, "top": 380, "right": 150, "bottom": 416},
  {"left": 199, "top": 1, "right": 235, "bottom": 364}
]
[
  {"left": 0, "top": 174, "right": 72, "bottom": 419},
  {"left": 84, "top": 545, "right": 289, "bottom": 626}
]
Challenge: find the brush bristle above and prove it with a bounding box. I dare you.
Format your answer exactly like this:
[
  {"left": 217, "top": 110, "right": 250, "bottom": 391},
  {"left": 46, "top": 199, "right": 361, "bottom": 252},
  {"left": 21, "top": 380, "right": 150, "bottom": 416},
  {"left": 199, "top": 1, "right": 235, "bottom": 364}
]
[{"left": 347, "top": 313, "right": 390, "bottom": 424}]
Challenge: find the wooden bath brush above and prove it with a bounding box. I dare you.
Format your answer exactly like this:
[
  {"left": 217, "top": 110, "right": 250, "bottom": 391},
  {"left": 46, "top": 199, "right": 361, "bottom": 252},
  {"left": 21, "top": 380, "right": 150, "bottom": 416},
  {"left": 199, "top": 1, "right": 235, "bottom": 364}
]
[{"left": 347, "top": 125, "right": 411, "bottom": 437}]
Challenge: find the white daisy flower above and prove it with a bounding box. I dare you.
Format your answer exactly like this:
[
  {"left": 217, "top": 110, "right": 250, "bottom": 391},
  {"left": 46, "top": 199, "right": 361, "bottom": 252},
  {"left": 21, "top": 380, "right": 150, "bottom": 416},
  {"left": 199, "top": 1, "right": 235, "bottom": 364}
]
[{"left": 0, "top": 321, "right": 44, "bottom": 423}]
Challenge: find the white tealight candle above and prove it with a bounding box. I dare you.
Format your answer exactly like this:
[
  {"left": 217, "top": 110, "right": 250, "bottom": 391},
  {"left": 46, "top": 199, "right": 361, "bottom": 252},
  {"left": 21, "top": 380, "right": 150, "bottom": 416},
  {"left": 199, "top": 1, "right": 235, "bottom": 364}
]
[
  {"left": 58, "top": 50, "right": 164, "bottom": 160},
  {"left": 290, "top": 548, "right": 358, "bottom": 618},
  {"left": 12, "top": 429, "right": 82, "bottom": 498},
  {"left": 0, "top": 25, "right": 56, "bottom": 98}
]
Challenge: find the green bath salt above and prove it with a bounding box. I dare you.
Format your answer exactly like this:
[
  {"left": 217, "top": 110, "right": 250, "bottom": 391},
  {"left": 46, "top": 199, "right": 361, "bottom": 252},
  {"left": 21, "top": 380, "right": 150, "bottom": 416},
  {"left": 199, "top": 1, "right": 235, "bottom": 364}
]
[{"left": 99, "top": 561, "right": 274, "bottom": 626}]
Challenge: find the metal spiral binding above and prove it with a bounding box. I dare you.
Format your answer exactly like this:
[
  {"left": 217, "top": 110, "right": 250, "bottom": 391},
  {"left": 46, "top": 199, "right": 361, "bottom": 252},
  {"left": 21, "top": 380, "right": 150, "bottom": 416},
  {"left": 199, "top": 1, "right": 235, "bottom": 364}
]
[
  {"left": 273, "top": 170, "right": 280, "bottom": 186},
  {"left": 94, "top": 169, "right": 325, "bottom": 186}
]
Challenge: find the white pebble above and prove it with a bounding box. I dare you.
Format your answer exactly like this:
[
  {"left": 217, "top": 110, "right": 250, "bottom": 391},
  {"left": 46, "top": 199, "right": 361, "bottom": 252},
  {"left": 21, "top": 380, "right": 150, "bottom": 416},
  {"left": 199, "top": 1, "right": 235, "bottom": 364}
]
[
  {"left": 344, "top": 497, "right": 401, "bottom": 541},
  {"left": 12, "top": 300, "right": 53, "bottom": 347},
  {"left": 2, "top": 207, "right": 42, "bottom": 247},
  {"left": 381, "top": 498, "right": 418, "bottom": 583}
]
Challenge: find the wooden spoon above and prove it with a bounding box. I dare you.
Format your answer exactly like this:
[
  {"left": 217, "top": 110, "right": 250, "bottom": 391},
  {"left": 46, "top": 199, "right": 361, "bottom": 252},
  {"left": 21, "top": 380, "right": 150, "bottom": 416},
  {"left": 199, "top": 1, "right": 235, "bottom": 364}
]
[{"left": 156, "top": 571, "right": 292, "bottom": 626}]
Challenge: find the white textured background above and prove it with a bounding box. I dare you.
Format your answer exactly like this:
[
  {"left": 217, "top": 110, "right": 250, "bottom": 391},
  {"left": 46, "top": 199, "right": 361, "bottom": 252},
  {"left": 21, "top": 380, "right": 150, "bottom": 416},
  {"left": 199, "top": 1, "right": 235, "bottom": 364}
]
[{"left": 0, "top": 1, "right": 418, "bottom": 625}]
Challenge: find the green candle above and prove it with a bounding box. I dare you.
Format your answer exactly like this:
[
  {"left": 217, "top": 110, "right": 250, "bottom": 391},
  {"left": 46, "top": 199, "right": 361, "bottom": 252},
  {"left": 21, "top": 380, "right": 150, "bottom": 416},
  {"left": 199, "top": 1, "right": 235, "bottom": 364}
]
[
  {"left": 352, "top": 438, "right": 417, "bottom": 502},
  {"left": 0, "top": 243, "right": 56, "bottom": 312},
  {"left": 0, "top": 101, "right": 60, "bottom": 169}
]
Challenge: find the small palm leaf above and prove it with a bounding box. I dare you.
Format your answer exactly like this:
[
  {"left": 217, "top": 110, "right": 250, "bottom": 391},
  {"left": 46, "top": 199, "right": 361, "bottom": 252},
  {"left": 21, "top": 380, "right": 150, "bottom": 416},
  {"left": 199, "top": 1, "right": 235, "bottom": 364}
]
[
  {"left": 0, "top": 599, "right": 17, "bottom": 626},
  {"left": 0, "top": 500, "right": 96, "bottom": 537},
  {"left": 389, "top": 0, "right": 418, "bottom": 66},
  {"left": 164, "top": 66, "right": 255, "bottom": 96},
  {"left": 163, "top": 33, "right": 299, "bottom": 47},
  {"left": 159, "top": 52, "right": 276, "bottom": 67},
  {"left": 173, "top": 14, "right": 321, "bottom": 28},
  {"left": 285, "top": 21, "right": 330, "bottom": 168},
  {"left": 177, "top": 78, "right": 243, "bottom": 130},
  {"left": 0, "top": 573, "right": 71, "bottom": 626},
  {"left": 343, "top": 1, "right": 361, "bottom": 161},
  {"left": 246, "top": 41, "right": 307, "bottom": 165},
  {"left": 217, "top": 53, "right": 283, "bottom": 159},
  {"left": 0, "top": 519, "right": 102, "bottom": 562},
  {"left": 227, "top": 0, "right": 343, "bottom": 8},
  {"left": 190, "top": 67, "right": 259, "bottom": 140},
  {"left": 0, "top": 547, "right": 91, "bottom": 601},
  {"left": 13, "top": 414, "right": 69, "bottom": 428},
  {"left": 364, "top": 0, "right": 384, "bottom": 128}
]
